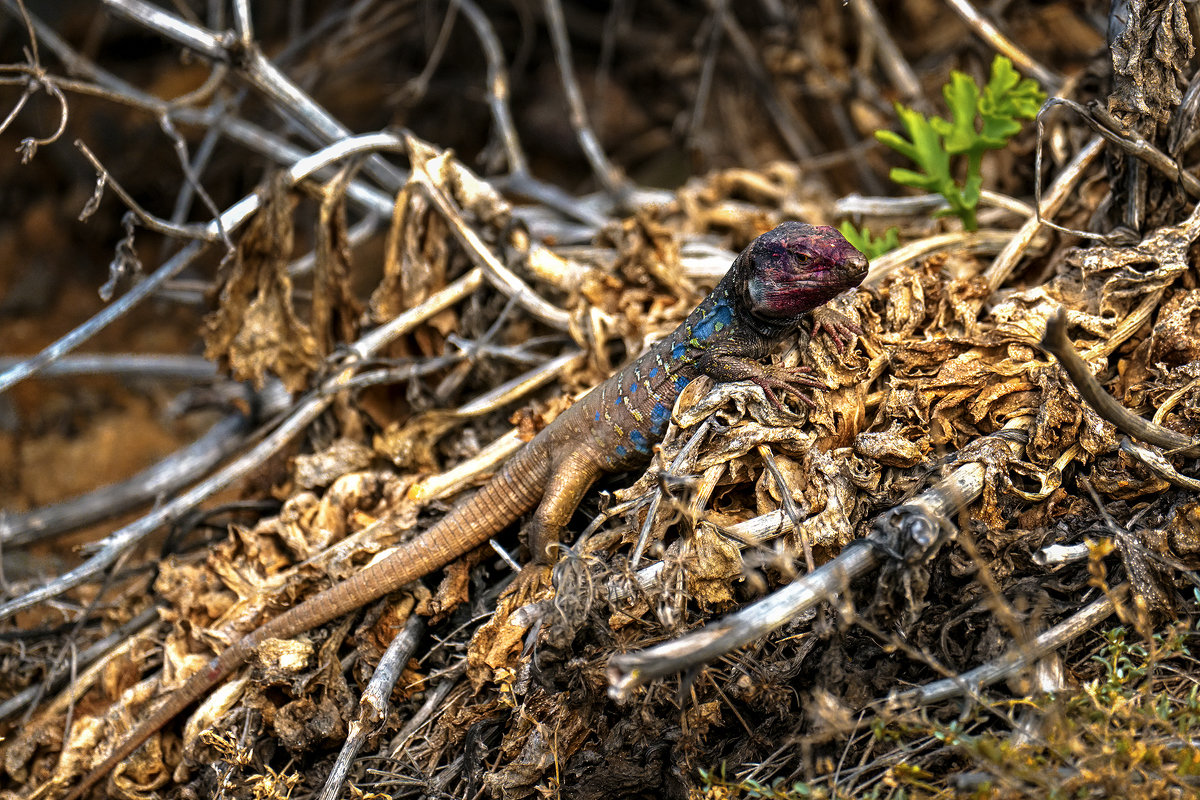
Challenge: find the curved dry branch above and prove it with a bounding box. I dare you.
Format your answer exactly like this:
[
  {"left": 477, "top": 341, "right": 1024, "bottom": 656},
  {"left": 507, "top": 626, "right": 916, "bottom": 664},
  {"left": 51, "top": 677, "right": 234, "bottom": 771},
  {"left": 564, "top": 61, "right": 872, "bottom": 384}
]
[{"left": 1040, "top": 308, "right": 1200, "bottom": 457}]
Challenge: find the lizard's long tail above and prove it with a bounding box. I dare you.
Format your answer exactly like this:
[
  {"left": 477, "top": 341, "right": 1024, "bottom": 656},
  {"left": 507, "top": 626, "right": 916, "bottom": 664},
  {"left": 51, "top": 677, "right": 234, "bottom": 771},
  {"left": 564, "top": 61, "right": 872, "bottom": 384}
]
[{"left": 63, "top": 447, "right": 550, "bottom": 800}]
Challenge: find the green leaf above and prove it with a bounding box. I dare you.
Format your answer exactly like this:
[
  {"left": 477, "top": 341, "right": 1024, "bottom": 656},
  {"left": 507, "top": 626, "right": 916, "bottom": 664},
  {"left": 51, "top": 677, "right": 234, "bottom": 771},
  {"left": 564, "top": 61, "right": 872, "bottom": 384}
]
[
  {"left": 979, "top": 55, "right": 1046, "bottom": 149},
  {"left": 838, "top": 221, "right": 899, "bottom": 259},
  {"left": 897, "top": 106, "right": 950, "bottom": 178},
  {"left": 874, "top": 129, "right": 920, "bottom": 163},
  {"left": 888, "top": 167, "right": 943, "bottom": 193},
  {"left": 978, "top": 114, "right": 1022, "bottom": 148},
  {"left": 938, "top": 71, "right": 981, "bottom": 155},
  {"left": 877, "top": 103, "right": 953, "bottom": 198},
  {"left": 876, "top": 104, "right": 946, "bottom": 179},
  {"left": 985, "top": 54, "right": 1021, "bottom": 99},
  {"left": 837, "top": 220, "right": 870, "bottom": 253}
]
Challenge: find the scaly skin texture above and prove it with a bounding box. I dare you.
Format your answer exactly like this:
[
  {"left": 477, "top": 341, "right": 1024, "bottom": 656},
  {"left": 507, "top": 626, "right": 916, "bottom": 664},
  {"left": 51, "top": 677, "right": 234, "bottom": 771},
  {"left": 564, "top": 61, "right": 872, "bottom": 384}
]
[{"left": 61, "top": 222, "right": 866, "bottom": 799}]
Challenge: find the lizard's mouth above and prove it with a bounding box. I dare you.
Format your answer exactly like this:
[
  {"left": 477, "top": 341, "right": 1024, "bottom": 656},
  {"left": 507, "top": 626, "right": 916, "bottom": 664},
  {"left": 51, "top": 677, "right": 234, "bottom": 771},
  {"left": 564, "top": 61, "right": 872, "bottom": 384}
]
[
  {"left": 779, "top": 271, "right": 865, "bottom": 309},
  {"left": 791, "top": 271, "right": 864, "bottom": 296}
]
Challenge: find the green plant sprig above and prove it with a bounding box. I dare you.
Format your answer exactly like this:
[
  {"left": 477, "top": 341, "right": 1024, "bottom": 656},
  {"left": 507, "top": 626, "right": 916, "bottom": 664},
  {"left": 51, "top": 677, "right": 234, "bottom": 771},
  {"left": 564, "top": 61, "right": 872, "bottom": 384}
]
[
  {"left": 837, "top": 221, "right": 899, "bottom": 260},
  {"left": 875, "top": 55, "right": 1045, "bottom": 231}
]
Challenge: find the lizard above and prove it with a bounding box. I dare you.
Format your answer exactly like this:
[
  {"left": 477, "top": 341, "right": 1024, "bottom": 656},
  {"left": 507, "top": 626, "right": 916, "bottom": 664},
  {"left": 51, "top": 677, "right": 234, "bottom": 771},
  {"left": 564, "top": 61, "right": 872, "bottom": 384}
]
[{"left": 59, "top": 221, "right": 867, "bottom": 799}]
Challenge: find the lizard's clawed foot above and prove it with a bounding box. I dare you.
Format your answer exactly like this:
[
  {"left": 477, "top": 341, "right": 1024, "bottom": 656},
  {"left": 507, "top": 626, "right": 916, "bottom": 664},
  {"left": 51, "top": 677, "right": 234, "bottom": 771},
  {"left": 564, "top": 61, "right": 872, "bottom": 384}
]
[
  {"left": 751, "top": 367, "right": 824, "bottom": 410},
  {"left": 509, "top": 561, "right": 555, "bottom": 602},
  {"left": 808, "top": 307, "right": 862, "bottom": 352}
]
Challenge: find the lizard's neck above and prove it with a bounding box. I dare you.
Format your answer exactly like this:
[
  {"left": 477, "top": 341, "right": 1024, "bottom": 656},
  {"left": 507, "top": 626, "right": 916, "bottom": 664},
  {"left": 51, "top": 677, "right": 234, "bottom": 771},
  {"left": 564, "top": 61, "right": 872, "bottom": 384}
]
[{"left": 719, "top": 259, "right": 801, "bottom": 343}]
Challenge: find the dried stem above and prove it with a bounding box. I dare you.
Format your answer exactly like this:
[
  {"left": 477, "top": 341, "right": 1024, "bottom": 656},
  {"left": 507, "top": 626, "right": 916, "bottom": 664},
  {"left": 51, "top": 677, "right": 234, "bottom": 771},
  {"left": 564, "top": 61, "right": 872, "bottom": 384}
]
[
  {"left": 0, "top": 132, "right": 408, "bottom": 396},
  {"left": 942, "top": 0, "right": 1062, "bottom": 90},
  {"left": 542, "top": 0, "right": 633, "bottom": 202},
  {"left": 608, "top": 418, "right": 1032, "bottom": 698},
  {"left": 318, "top": 613, "right": 424, "bottom": 800}
]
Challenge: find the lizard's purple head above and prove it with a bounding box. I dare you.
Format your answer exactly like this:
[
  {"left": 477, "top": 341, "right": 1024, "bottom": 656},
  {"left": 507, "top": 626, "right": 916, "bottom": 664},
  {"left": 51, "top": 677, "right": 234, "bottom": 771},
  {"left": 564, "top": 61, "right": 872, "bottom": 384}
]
[{"left": 737, "top": 222, "right": 867, "bottom": 321}]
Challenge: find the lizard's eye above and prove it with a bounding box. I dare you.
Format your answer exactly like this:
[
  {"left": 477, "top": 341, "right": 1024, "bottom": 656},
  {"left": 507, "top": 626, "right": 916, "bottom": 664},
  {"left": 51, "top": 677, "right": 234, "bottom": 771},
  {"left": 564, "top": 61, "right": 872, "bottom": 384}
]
[{"left": 794, "top": 252, "right": 811, "bottom": 264}]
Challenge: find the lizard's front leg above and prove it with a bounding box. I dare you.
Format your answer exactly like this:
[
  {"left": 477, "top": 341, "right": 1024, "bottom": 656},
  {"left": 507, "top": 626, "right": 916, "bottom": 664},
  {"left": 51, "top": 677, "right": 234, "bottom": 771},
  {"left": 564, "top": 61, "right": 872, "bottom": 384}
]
[
  {"left": 527, "top": 451, "right": 603, "bottom": 563},
  {"left": 697, "top": 351, "right": 824, "bottom": 410},
  {"left": 808, "top": 306, "right": 861, "bottom": 352}
]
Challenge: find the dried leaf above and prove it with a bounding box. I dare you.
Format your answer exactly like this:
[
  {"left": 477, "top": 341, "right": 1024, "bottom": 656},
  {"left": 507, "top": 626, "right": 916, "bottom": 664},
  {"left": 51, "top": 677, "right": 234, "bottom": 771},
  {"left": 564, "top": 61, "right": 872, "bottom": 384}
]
[
  {"left": 1109, "top": 0, "right": 1193, "bottom": 128},
  {"left": 203, "top": 174, "right": 319, "bottom": 391},
  {"left": 292, "top": 439, "right": 375, "bottom": 490},
  {"left": 669, "top": 524, "right": 742, "bottom": 608},
  {"left": 312, "top": 166, "right": 363, "bottom": 354}
]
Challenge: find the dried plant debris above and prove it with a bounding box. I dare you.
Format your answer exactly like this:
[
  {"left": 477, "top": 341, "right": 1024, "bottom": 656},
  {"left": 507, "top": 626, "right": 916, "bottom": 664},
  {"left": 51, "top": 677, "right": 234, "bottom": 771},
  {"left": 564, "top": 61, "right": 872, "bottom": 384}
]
[
  {"left": 202, "top": 176, "right": 321, "bottom": 393},
  {"left": 8, "top": 2, "right": 1200, "bottom": 800}
]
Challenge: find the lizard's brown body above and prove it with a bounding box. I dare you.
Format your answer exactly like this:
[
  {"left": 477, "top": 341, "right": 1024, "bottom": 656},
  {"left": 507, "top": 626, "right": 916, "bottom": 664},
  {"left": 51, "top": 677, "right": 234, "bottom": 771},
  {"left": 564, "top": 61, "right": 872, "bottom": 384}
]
[{"left": 61, "top": 223, "right": 866, "bottom": 798}]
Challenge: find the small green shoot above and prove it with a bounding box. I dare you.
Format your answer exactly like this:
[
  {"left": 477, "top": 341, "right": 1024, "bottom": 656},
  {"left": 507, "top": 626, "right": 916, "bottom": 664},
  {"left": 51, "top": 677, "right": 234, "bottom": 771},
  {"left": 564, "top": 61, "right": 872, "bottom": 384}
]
[
  {"left": 838, "top": 221, "right": 899, "bottom": 259},
  {"left": 875, "top": 55, "right": 1045, "bottom": 231}
]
